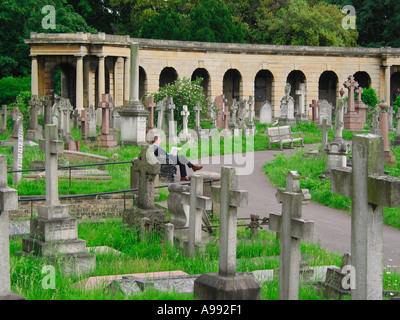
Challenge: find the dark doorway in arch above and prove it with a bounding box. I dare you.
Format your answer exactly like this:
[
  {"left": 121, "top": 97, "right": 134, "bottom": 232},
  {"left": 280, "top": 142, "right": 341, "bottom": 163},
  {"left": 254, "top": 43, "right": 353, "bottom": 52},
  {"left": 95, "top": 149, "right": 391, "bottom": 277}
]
[
  {"left": 159, "top": 67, "right": 178, "bottom": 88},
  {"left": 319, "top": 71, "right": 338, "bottom": 107},
  {"left": 390, "top": 71, "right": 400, "bottom": 105},
  {"left": 286, "top": 70, "right": 306, "bottom": 116},
  {"left": 353, "top": 71, "right": 371, "bottom": 89},
  {"left": 53, "top": 63, "right": 76, "bottom": 108},
  {"left": 191, "top": 68, "right": 210, "bottom": 98},
  {"left": 223, "top": 69, "right": 242, "bottom": 106},
  {"left": 254, "top": 70, "right": 273, "bottom": 116},
  {"left": 139, "top": 66, "right": 147, "bottom": 101},
  {"left": 95, "top": 65, "right": 110, "bottom": 106}
]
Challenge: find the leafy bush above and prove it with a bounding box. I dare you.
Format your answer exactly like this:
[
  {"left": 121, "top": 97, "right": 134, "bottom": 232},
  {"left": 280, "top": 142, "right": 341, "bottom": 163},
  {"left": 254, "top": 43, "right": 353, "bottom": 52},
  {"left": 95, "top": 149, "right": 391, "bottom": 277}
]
[{"left": 361, "top": 87, "right": 380, "bottom": 124}]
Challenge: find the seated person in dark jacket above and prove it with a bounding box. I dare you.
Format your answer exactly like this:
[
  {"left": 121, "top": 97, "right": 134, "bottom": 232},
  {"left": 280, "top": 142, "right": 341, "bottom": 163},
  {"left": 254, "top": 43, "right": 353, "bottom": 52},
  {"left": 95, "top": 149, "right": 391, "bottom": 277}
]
[{"left": 152, "top": 136, "right": 202, "bottom": 181}]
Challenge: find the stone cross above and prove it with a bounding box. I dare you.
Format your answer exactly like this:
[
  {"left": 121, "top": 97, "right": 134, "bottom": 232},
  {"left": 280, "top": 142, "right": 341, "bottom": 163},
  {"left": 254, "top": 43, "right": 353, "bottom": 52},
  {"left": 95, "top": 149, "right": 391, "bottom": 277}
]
[
  {"left": 211, "top": 167, "right": 248, "bottom": 277},
  {"left": 42, "top": 95, "right": 53, "bottom": 125},
  {"left": 39, "top": 125, "right": 64, "bottom": 207},
  {"left": 295, "top": 83, "right": 307, "bottom": 116},
  {"left": 181, "top": 175, "right": 212, "bottom": 257},
  {"left": 181, "top": 105, "right": 190, "bottom": 136},
  {"left": 146, "top": 96, "right": 156, "bottom": 132},
  {"left": 78, "top": 109, "right": 90, "bottom": 139},
  {"left": 1, "top": 105, "right": 8, "bottom": 133},
  {"left": 167, "top": 97, "right": 179, "bottom": 143},
  {"left": 344, "top": 75, "right": 359, "bottom": 113},
  {"left": 269, "top": 171, "right": 314, "bottom": 300},
  {"left": 12, "top": 114, "right": 23, "bottom": 186},
  {"left": 331, "top": 134, "right": 400, "bottom": 300},
  {"left": 193, "top": 101, "right": 202, "bottom": 133},
  {"left": 0, "top": 154, "right": 24, "bottom": 300},
  {"left": 132, "top": 143, "right": 160, "bottom": 210},
  {"left": 98, "top": 93, "right": 113, "bottom": 136},
  {"left": 310, "top": 100, "right": 319, "bottom": 122},
  {"left": 28, "top": 95, "right": 41, "bottom": 131},
  {"left": 59, "top": 98, "right": 73, "bottom": 142},
  {"left": 318, "top": 118, "right": 332, "bottom": 151},
  {"left": 378, "top": 100, "right": 395, "bottom": 165}
]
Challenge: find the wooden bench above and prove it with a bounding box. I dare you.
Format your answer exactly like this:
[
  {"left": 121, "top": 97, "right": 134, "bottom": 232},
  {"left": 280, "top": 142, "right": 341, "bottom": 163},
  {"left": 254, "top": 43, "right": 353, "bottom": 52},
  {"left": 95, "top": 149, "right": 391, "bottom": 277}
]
[{"left": 267, "top": 125, "right": 304, "bottom": 150}]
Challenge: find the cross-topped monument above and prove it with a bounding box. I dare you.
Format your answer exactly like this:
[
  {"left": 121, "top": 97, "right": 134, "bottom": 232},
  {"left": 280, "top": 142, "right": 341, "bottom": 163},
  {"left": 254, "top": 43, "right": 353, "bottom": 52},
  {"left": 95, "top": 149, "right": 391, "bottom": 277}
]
[
  {"left": 309, "top": 100, "right": 319, "bottom": 122},
  {"left": 246, "top": 96, "right": 256, "bottom": 136},
  {"left": 331, "top": 134, "right": 400, "bottom": 300},
  {"left": 0, "top": 154, "right": 25, "bottom": 300},
  {"left": 78, "top": 109, "right": 90, "bottom": 139},
  {"left": 193, "top": 101, "right": 202, "bottom": 135},
  {"left": 146, "top": 95, "right": 156, "bottom": 133},
  {"left": 180, "top": 105, "right": 191, "bottom": 141},
  {"left": 194, "top": 167, "right": 261, "bottom": 300},
  {"left": 95, "top": 94, "right": 118, "bottom": 149},
  {"left": 181, "top": 175, "right": 212, "bottom": 257},
  {"left": 167, "top": 97, "right": 179, "bottom": 144},
  {"left": 269, "top": 171, "right": 314, "bottom": 300},
  {"left": 26, "top": 94, "right": 43, "bottom": 141},
  {"left": 344, "top": 75, "right": 364, "bottom": 130},
  {"left": 19, "top": 124, "right": 96, "bottom": 276}
]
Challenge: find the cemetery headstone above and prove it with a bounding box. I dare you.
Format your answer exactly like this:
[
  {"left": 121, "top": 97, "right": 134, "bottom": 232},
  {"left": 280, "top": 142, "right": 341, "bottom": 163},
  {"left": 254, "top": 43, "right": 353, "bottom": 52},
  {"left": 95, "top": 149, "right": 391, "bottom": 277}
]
[
  {"left": 0, "top": 154, "right": 25, "bottom": 300},
  {"left": 18, "top": 125, "right": 96, "bottom": 276},
  {"left": 123, "top": 143, "right": 167, "bottom": 229},
  {"left": 146, "top": 96, "right": 156, "bottom": 133},
  {"left": 42, "top": 95, "right": 53, "bottom": 126},
  {"left": 309, "top": 100, "right": 319, "bottom": 123},
  {"left": 228, "top": 99, "right": 240, "bottom": 136},
  {"left": 94, "top": 94, "right": 118, "bottom": 150},
  {"left": 181, "top": 175, "right": 212, "bottom": 257},
  {"left": 279, "top": 83, "right": 296, "bottom": 125},
  {"left": 12, "top": 113, "right": 23, "bottom": 186},
  {"left": 370, "top": 105, "right": 381, "bottom": 135},
  {"left": 295, "top": 83, "right": 307, "bottom": 121},
  {"left": 344, "top": 75, "right": 364, "bottom": 130},
  {"left": 238, "top": 98, "right": 248, "bottom": 131},
  {"left": 193, "top": 167, "right": 261, "bottom": 300},
  {"left": 167, "top": 97, "right": 180, "bottom": 144},
  {"left": 269, "top": 171, "right": 314, "bottom": 300},
  {"left": 180, "top": 105, "right": 191, "bottom": 142},
  {"left": 259, "top": 100, "right": 272, "bottom": 124},
  {"left": 193, "top": 101, "right": 202, "bottom": 136},
  {"left": 331, "top": 134, "right": 400, "bottom": 299},
  {"left": 387, "top": 105, "right": 395, "bottom": 132},
  {"left": 87, "top": 105, "right": 97, "bottom": 139},
  {"left": 214, "top": 95, "right": 224, "bottom": 128},
  {"left": 320, "top": 93, "right": 349, "bottom": 179},
  {"left": 78, "top": 109, "right": 90, "bottom": 139},
  {"left": 378, "top": 100, "right": 396, "bottom": 165},
  {"left": 25, "top": 95, "right": 43, "bottom": 141},
  {"left": 318, "top": 99, "right": 333, "bottom": 125},
  {"left": 318, "top": 118, "right": 332, "bottom": 152},
  {"left": 246, "top": 96, "right": 256, "bottom": 135},
  {"left": 354, "top": 87, "right": 368, "bottom": 127},
  {"left": 58, "top": 97, "right": 74, "bottom": 143}
]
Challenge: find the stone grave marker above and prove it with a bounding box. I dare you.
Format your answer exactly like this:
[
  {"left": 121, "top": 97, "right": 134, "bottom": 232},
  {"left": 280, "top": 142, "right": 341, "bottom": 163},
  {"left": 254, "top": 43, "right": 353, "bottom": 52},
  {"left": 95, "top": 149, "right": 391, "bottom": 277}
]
[
  {"left": 245, "top": 96, "right": 256, "bottom": 136},
  {"left": 228, "top": 99, "right": 240, "bottom": 136},
  {"left": 391, "top": 112, "right": 400, "bottom": 146},
  {"left": 318, "top": 118, "right": 332, "bottom": 152},
  {"left": 42, "top": 95, "right": 53, "bottom": 126},
  {"left": 193, "top": 101, "right": 202, "bottom": 136},
  {"left": 94, "top": 94, "right": 118, "bottom": 149},
  {"left": 295, "top": 83, "right": 307, "bottom": 121},
  {"left": 78, "top": 109, "right": 90, "bottom": 139},
  {"left": 180, "top": 105, "right": 191, "bottom": 142},
  {"left": 112, "top": 107, "right": 122, "bottom": 131},
  {"left": 59, "top": 97, "right": 74, "bottom": 143},
  {"left": 269, "top": 171, "right": 314, "bottom": 300},
  {"left": 354, "top": 87, "right": 368, "bottom": 126},
  {"left": 279, "top": 83, "right": 295, "bottom": 125},
  {"left": 167, "top": 97, "right": 180, "bottom": 144},
  {"left": 378, "top": 100, "right": 395, "bottom": 165},
  {"left": 331, "top": 134, "right": 400, "bottom": 300},
  {"left": 309, "top": 100, "right": 319, "bottom": 122},
  {"left": 194, "top": 166, "right": 261, "bottom": 300},
  {"left": 18, "top": 124, "right": 96, "bottom": 276},
  {"left": 238, "top": 98, "right": 248, "bottom": 132},
  {"left": 344, "top": 75, "right": 364, "bottom": 130},
  {"left": 181, "top": 175, "right": 212, "bottom": 257},
  {"left": 26, "top": 95, "right": 43, "bottom": 141},
  {"left": 123, "top": 143, "right": 167, "bottom": 229},
  {"left": 0, "top": 154, "right": 25, "bottom": 300},
  {"left": 259, "top": 100, "right": 272, "bottom": 124},
  {"left": 87, "top": 105, "right": 97, "bottom": 139},
  {"left": 214, "top": 95, "right": 224, "bottom": 128},
  {"left": 146, "top": 96, "right": 156, "bottom": 133},
  {"left": 318, "top": 99, "right": 333, "bottom": 125},
  {"left": 12, "top": 113, "right": 23, "bottom": 186},
  {"left": 387, "top": 105, "right": 395, "bottom": 131}
]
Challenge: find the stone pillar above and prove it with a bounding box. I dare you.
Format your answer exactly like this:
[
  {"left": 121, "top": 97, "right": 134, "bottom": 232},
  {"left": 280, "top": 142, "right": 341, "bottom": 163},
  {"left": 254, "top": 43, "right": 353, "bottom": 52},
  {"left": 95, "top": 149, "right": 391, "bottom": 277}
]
[
  {"left": 75, "top": 55, "right": 84, "bottom": 111},
  {"left": 31, "top": 56, "right": 39, "bottom": 97},
  {"left": 98, "top": 55, "right": 105, "bottom": 125},
  {"left": 0, "top": 155, "right": 25, "bottom": 300},
  {"left": 379, "top": 100, "right": 395, "bottom": 165},
  {"left": 124, "top": 56, "right": 130, "bottom": 103},
  {"left": 384, "top": 64, "right": 391, "bottom": 104}
]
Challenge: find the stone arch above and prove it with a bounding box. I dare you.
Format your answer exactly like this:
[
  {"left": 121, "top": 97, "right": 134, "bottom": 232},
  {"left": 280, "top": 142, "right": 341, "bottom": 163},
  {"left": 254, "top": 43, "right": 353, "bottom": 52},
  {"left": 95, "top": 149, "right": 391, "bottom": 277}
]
[
  {"left": 354, "top": 71, "right": 371, "bottom": 89},
  {"left": 254, "top": 69, "right": 273, "bottom": 116},
  {"left": 319, "top": 71, "right": 338, "bottom": 106},
  {"left": 223, "top": 69, "right": 242, "bottom": 106},
  {"left": 390, "top": 69, "right": 400, "bottom": 105},
  {"left": 286, "top": 70, "right": 306, "bottom": 115},
  {"left": 52, "top": 62, "right": 76, "bottom": 107},
  {"left": 191, "top": 68, "right": 210, "bottom": 98},
  {"left": 159, "top": 67, "right": 178, "bottom": 88},
  {"left": 139, "top": 66, "right": 147, "bottom": 101}
]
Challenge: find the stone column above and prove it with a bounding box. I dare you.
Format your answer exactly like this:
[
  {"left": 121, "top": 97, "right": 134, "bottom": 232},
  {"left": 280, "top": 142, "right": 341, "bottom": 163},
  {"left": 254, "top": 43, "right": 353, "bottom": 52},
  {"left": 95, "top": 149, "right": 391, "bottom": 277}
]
[
  {"left": 75, "top": 55, "right": 84, "bottom": 111},
  {"left": 124, "top": 56, "right": 130, "bottom": 103},
  {"left": 0, "top": 155, "right": 25, "bottom": 300},
  {"left": 31, "top": 55, "right": 39, "bottom": 97},
  {"left": 98, "top": 55, "right": 105, "bottom": 103},
  {"left": 384, "top": 64, "right": 391, "bottom": 104},
  {"left": 379, "top": 100, "right": 395, "bottom": 165}
]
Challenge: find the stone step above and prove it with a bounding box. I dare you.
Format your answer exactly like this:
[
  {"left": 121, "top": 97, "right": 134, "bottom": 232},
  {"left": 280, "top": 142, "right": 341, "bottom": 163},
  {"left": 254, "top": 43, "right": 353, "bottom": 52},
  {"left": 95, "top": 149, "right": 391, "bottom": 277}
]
[{"left": 21, "top": 237, "right": 88, "bottom": 256}]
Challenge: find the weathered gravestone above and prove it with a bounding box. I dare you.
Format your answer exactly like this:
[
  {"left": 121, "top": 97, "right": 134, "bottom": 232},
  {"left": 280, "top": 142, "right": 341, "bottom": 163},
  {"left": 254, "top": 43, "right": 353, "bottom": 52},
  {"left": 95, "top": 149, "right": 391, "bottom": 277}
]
[
  {"left": 78, "top": 109, "right": 90, "bottom": 140},
  {"left": 193, "top": 167, "right": 261, "bottom": 300},
  {"left": 181, "top": 175, "right": 212, "bottom": 257},
  {"left": 87, "top": 105, "right": 97, "bottom": 139},
  {"left": 318, "top": 118, "right": 332, "bottom": 152},
  {"left": 180, "top": 105, "right": 191, "bottom": 142},
  {"left": 12, "top": 113, "right": 24, "bottom": 186},
  {"left": 331, "top": 134, "right": 400, "bottom": 300},
  {"left": 309, "top": 99, "right": 319, "bottom": 122},
  {"left": 378, "top": 100, "right": 395, "bottom": 165},
  {"left": 354, "top": 87, "right": 368, "bottom": 127},
  {"left": 259, "top": 100, "right": 272, "bottom": 124},
  {"left": 0, "top": 155, "right": 25, "bottom": 300},
  {"left": 25, "top": 95, "right": 43, "bottom": 141},
  {"left": 295, "top": 83, "right": 307, "bottom": 121},
  {"left": 18, "top": 125, "right": 96, "bottom": 276},
  {"left": 42, "top": 95, "right": 53, "bottom": 126},
  {"left": 269, "top": 171, "right": 314, "bottom": 300},
  {"left": 123, "top": 143, "right": 167, "bottom": 229},
  {"left": 146, "top": 96, "right": 156, "bottom": 133},
  {"left": 214, "top": 95, "right": 224, "bottom": 128},
  {"left": 279, "top": 83, "right": 296, "bottom": 125},
  {"left": 228, "top": 99, "right": 240, "bottom": 136},
  {"left": 343, "top": 75, "right": 364, "bottom": 131},
  {"left": 387, "top": 105, "right": 395, "bottom": 131},
  {"left": 245, "top": 96, "right": 257, "bottom": 136},
  {"left": 391, "top": 112, "right": 400, "bottom": 146},
  {"left": 318, "top": 99, "right": 333, "bottom": 125},
  {"left": 167, "top": 97, "right": 180, "bottom": 144},
  {"left": 94, "top": 94, "right": 118, "bottom": 149}
]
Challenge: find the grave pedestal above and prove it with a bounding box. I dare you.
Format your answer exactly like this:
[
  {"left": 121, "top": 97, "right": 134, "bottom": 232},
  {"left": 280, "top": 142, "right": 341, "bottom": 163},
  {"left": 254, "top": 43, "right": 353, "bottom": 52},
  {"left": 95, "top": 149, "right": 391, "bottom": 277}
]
[
  {"left": 25, "top": 129, "right": 43, "bottom": 141},
  {"left": 194, "top": 273, "right": 261, "bottom": 300},
  {"left": 122, "top": 207, "right": 167, "bottom": 231},
  {"left": 119, "top": 103, "right": 149, "bottom": 146}
]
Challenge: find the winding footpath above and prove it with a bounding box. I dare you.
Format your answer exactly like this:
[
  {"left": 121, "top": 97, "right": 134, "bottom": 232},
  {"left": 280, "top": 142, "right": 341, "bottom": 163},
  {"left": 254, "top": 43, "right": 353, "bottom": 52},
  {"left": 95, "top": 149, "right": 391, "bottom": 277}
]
[{"left": 194, "top": 144, "right": 400, "bottom": 270}]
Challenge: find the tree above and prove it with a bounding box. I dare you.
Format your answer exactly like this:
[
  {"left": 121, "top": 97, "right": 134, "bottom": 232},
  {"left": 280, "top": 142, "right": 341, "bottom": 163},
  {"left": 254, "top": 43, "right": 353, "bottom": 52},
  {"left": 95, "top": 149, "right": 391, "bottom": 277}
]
[
  {"left": 264, "top": 0, "right": 358, "bottom": 46},
  {"left": 189, "top": 0, "right": 244, "bottom": 43},
  {"left": 0, "top": 0, "right": 96, "bottom": 78}
]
